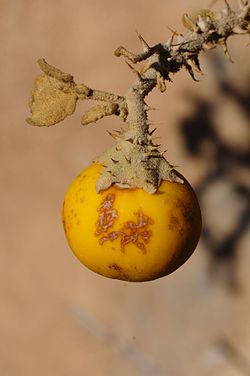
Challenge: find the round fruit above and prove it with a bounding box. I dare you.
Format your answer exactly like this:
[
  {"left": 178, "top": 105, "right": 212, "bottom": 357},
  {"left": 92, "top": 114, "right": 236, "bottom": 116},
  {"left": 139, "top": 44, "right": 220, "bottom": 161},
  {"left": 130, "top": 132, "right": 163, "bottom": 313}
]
[{"left": 63, "top": 163, "right": 201, "bottom": 282}]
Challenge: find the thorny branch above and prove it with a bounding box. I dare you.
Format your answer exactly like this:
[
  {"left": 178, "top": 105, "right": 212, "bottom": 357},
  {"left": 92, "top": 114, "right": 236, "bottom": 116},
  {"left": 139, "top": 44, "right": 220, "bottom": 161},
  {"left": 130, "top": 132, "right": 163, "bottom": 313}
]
[{"left": 27, "top": 1, "right": 250, "bottom": 193}]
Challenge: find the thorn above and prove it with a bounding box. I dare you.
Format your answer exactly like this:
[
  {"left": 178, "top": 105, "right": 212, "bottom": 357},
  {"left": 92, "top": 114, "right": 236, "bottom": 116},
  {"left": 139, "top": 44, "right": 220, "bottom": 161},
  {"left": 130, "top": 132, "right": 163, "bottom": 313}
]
[
  {"left": 167, "top": 26, "right": 183, "bottom": 37},
  {"left": 125, "top": 60, "right": 142, "bottom": 79},
  {"left": 125, "top": 138, "right": 134, "bottom": 144},
  {"left": 125, "top": 156, "right": 131, "bottom": 164},
  {"left": 185, "top": 62, "right": 199, "bottom": 81},
  {"left": 220, "top": 39, "right": 234, "bottom": 63},
  {"left": 106, "top": 170, "right": 117, "bottom": 178},
  {"left": 145, "top": 105, "right": 157, "bottom": 112},
  {"left": 167, "top": 26, "right": 183, "bottom": 46},
  {"left": 114, "top": 129, "right": 124, "bottom": 135},
  {"left": 149, "top": 128, "right": 157, "bottom": 136},
  {"left": 187, "top": 58, "right": 203, "bottom": 75},
  {"left": 106, "top": 130, "right": 118, "bottom": 139},
  {"left": 169, "top": 33, "right": 175, "bottom": 47},
  {"left": 139, "top": 61, "right": 152, "bottom": 75},
  {"left": 136, "top": 31, "right": 150, "bottom": 52},
  {"left": 192, "top": 56, "right": 203, "bottom": 74},
  {"left": 223, "top": 0, "right": 232, "bottom": 12},
  {"left": 161, "top": 149, "right": 167, "bottom": 155},
  {"left": 111, "top": 158, "right": 119, "bottom": 164},
  {"left": 170, "top": 164, "right": 180, "bottom": 169}
]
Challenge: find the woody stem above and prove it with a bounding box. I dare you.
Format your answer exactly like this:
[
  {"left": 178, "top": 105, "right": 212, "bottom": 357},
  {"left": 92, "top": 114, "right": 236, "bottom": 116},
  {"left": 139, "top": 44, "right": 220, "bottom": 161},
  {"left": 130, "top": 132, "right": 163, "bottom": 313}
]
[{"left": 125, "top": 71, "right": 157, "bottom": 143}]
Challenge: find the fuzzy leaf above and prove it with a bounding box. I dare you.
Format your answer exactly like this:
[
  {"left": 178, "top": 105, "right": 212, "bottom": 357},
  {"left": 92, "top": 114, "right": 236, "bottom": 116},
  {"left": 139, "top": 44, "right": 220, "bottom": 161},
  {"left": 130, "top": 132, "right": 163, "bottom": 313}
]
[{"left": 27, "top": 74, "right": 78, "bottom": 126}]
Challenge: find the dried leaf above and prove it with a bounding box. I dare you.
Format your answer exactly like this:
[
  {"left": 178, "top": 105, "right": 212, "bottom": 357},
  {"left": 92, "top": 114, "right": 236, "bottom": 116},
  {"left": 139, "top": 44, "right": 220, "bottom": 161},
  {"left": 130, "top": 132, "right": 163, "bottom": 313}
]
[{"left": 27, "top": 74, "right": 78, "bottom": 126}]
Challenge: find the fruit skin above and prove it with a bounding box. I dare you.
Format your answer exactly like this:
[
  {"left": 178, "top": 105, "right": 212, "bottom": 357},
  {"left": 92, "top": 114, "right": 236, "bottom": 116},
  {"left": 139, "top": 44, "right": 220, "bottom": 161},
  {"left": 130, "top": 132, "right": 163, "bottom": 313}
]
[{"left": 63, "top": 163, "right": 202, "bottom": 282}]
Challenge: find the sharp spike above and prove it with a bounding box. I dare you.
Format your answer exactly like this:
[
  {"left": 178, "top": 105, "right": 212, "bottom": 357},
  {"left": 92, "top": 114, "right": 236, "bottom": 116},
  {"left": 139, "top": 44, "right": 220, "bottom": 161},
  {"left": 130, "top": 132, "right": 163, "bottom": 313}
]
[
  {"left": 192, "top": 56, "right": 203, "bottom": 74},
  {"left": 167, "top": 26, "right": 183, "bottom": 46},
  {"left": 224, "top": 0, "right": 231, "bottom": 11},
  {"left": 187, "top": 58, "right": 203, "bottom": 75},
  {"left": 145, "top": 105, "right": 157, "bottom": 112},
  {"left": 114, "top": 128, "right": 125, "bottom": 135},
  {"left": 106, "top": 130, "right": 118, "bottom": 139},
  {"left": 149, "top": 128, "right": 157, "bottom": 136},
  {"left": 185, "top": 61, "right": 199, "bottom": 81},
  {"left": 125, "top": 156, "right": 131, "bottom": 164},
  {"left": 111, "top": 158, "right": 119, "bottom": 164},
  {"left": 139, "top": 61, "right": 153, "bottom": 75},
  {"left": 167, "top": 26, "right": 181, "bottom": 36},
  {"left": 125, "top": 138, "right": 134, "bottom": 144},
  {"left": 125, "top": 60, "right": 142, "bottom": 79},
  {"left": 220, "top": 39, "right": 234, "bottom": 63},
  {"left": 136, "top": 31, "right": 150, "bottom": 52}
]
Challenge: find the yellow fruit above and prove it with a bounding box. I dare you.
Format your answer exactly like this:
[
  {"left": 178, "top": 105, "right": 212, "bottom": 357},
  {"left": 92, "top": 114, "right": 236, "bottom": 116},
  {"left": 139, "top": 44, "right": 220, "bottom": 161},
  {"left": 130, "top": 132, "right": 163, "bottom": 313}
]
[{"left": 63, "top": 163, "right": 201, "bottom": 282}]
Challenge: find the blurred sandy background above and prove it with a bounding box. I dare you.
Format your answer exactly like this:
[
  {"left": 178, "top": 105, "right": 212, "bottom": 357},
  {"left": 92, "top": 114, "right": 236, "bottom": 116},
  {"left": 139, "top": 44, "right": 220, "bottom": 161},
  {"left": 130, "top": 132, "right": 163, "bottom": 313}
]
[{"left": 1, "top": 1, "right": 250, "bottom": 375}]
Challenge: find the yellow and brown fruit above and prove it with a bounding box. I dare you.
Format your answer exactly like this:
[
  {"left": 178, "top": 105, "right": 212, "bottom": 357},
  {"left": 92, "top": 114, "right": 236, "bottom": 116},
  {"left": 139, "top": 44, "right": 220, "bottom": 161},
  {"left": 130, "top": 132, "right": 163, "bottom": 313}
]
[{"left": 63, "top": 163, "right": 202, "bottom": 282}]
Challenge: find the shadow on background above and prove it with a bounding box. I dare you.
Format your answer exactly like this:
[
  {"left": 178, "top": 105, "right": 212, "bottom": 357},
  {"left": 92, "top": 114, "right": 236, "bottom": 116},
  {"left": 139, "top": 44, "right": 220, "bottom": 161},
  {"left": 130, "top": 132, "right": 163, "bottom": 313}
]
[{"left": 179, "top": 56, "right": 250, "bottom": 293}]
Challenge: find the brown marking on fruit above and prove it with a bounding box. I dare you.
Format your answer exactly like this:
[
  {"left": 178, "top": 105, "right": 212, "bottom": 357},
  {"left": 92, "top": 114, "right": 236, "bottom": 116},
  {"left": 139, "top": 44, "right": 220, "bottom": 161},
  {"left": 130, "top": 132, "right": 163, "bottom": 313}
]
[
  {"left": 176, "top": 200, "right": 194, "bottom": 223},
  {"left": 99, "top": 230, "right": 121, "bottom": 244},
  {"left": 78, "top": 174, "right": 86, "bottom": 182},
  {"left": 62, "top": 218, "right": 67, "bottom": 232},
  {"left": 95, "top": 194, "right": 118, "bottom": 235},
  {"left": 95, "top": 194, "right": 153, "bottom": 253},
  {"left": 109, "top": 263, "right": 123, "bottom": 272},
  {"left": 168, "top": 214, "right": 180, "bottom": 230},
  {"left": 108, "top": 263, "right": 130, "bottom": 280}
]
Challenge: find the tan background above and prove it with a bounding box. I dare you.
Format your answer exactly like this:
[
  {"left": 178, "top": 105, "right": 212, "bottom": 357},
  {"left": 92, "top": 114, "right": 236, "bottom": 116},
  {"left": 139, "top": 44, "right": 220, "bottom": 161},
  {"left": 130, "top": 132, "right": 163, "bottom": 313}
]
[{"left": 1, "top": 1, "right": 250, "bottom": 375}]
